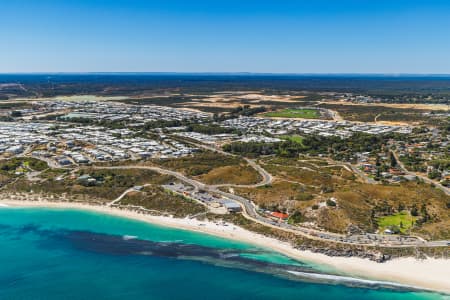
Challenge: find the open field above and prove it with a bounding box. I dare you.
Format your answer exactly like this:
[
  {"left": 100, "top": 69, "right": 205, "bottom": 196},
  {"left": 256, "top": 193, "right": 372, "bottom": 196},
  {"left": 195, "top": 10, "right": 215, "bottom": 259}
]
[
  {"left": 175, "top": 92, "right": 312, "bottom": 111},
  {"left": 280, "top": 135, "right": 304, "bottom": 145},
  {"left": 264, "top": 108, "right": 320, "bottom": 119}
]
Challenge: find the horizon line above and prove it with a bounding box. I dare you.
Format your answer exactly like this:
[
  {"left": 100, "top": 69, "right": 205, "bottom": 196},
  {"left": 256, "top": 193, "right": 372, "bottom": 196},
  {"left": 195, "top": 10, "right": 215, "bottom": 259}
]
[{"left": 1, "top": 72, "right": 450, "bottom": 77}]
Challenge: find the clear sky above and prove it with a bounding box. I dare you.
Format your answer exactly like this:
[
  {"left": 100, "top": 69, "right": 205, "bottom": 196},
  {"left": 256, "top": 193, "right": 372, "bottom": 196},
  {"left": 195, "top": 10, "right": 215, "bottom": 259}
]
[{"left": 1, "top": 0, "right": 450, "bottom": 73}]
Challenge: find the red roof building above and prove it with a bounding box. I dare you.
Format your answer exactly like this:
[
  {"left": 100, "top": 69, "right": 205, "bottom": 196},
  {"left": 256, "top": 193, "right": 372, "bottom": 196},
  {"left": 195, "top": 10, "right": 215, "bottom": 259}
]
[{"left": 270, "top": 212, "right": 289, "bottom": 220}]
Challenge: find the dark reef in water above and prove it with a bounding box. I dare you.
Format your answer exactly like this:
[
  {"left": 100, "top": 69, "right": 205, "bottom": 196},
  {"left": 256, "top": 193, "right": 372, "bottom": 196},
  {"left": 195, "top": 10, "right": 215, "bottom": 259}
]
[
  {"left": 3, "top": 222, "right": 430, "bottom": 293},
  {"left": 35, "top": 229, "right": 420, "bottom": 293}
]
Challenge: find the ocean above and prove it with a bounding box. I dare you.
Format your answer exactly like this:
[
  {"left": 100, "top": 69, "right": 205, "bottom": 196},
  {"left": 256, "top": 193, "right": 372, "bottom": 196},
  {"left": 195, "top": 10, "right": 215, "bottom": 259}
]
[{"left": 0, "top": 207, "right": 445, "bottom": 300}]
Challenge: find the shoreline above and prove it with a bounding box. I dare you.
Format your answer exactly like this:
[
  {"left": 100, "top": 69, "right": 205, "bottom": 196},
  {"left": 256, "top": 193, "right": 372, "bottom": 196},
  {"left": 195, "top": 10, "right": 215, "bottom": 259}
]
[{"left": 1, "top": 199, "right": 449, "bottom": 294}]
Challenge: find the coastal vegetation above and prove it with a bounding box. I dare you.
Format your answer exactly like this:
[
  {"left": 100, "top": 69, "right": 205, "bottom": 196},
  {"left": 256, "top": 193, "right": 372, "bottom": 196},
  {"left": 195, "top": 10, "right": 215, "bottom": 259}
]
[
  {"left": 119, "top": 185, "right": 205, "bottom": 217},
  {"left": 206, "top": 213, "right": 450, "bottom": 261},
  {"left": 228, "top": 155, "right": 450, "bottom": 239},
  {"left": 8, "top": 168, "right": 174, "bottom": 202},
  {"left": 154, "top": 151, "right": 261, "bottom": 185},
  {"left": 0, "top": 157, "right": 48, "bottom": 173}
]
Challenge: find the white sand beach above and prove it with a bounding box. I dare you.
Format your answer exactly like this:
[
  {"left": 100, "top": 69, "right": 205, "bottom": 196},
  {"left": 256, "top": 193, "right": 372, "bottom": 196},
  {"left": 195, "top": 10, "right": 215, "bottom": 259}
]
[{"left": 1, "top": 199, "right": 449, "bottom": 294}]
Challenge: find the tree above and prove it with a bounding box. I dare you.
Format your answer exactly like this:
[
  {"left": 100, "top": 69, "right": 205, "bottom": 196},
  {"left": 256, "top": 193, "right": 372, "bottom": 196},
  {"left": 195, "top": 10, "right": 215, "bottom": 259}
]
[
  {"left": 420, "top": 204, "right": 430, "bottom": 223},
  {"left": 326, "top": 199, "right": 336, "bottom": 207},
  {"left": 410, "top": 204, "right": 419, "bottom": 217},
  {"left": 375, "top": 167, "right": 381, "bottom": 181},
  {"left": 11, "top": 110, "right": 22, "bottom": 117},
  {"left": 389, "top": 225, "right": 401, "bottom": 234},
  {"left": 289, "top": 211, "right": 304, "bottom": 224},
  {"left": 376, "top": 155, "right": 381, "bottom": 167},
  {"left": 390, "top": 152, "right": 397, "bottom": 168},
  {"left": 428, "top": 169, "right": 441, "bottom": 180}
]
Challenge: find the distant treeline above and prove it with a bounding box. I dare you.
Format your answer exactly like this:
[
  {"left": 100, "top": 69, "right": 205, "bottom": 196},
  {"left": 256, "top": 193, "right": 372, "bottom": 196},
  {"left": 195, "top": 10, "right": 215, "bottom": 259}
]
[
  {"left": 58, "top": 117, "right": 127, "bottom": 129},
  {"left": 4, "top": 74, "right": 450, "bottom": 99}
]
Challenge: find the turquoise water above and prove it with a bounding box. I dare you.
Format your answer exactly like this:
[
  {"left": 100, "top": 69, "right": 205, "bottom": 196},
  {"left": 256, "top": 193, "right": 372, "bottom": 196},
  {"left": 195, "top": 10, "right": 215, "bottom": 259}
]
[{"left": 0, "top": 207, "right": 446, "bottom": 300}]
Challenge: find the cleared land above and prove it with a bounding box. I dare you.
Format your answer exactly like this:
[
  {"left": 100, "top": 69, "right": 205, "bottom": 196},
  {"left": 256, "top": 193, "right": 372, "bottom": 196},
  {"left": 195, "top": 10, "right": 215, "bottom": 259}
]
[
  {"left": 318, "top": 102, "right": 448, "bottom": 125},
  {"left": 324, "top": 101, "right": 450, "bottom": 111}
]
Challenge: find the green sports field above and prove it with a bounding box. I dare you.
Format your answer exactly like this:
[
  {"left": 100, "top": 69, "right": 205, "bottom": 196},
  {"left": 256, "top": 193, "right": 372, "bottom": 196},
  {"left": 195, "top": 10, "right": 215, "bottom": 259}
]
[{"left": 264, "top": 108, "right": 320, "bottom": 119}]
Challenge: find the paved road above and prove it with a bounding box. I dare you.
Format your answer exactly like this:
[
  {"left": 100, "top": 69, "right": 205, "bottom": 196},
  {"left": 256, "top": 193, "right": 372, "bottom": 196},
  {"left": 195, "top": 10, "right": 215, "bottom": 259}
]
[
  {"left": 392, "top": 151, "right": 450, "bottom": 196},
  {"left": 347, "top": 163, "right": 378, "bottom": 184}
]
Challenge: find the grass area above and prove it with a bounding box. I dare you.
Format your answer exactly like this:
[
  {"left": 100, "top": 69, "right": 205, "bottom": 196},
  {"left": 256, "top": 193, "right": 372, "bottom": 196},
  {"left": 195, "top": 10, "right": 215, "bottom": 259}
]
[
  {"left": 280, "top": 135, "right": 304, "bottom": 145},
  {"left": 264, "top": 108, "right": 320, "bottom": 119},
  {"left": 377, "top": 212, "right": 418, "bottom": 234}
]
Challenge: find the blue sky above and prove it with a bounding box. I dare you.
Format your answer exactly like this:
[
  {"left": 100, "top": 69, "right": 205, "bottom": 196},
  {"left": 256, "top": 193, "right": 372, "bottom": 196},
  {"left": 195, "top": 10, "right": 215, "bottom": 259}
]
[{"left": 1, "top": 0, "right": 450, "bottom": 73}]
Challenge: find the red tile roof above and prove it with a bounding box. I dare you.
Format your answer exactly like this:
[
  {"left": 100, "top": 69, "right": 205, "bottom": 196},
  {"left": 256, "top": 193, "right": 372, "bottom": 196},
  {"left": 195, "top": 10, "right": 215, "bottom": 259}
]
[{"left": 270, "top": 212, "right": 289, "bottom": 219}]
